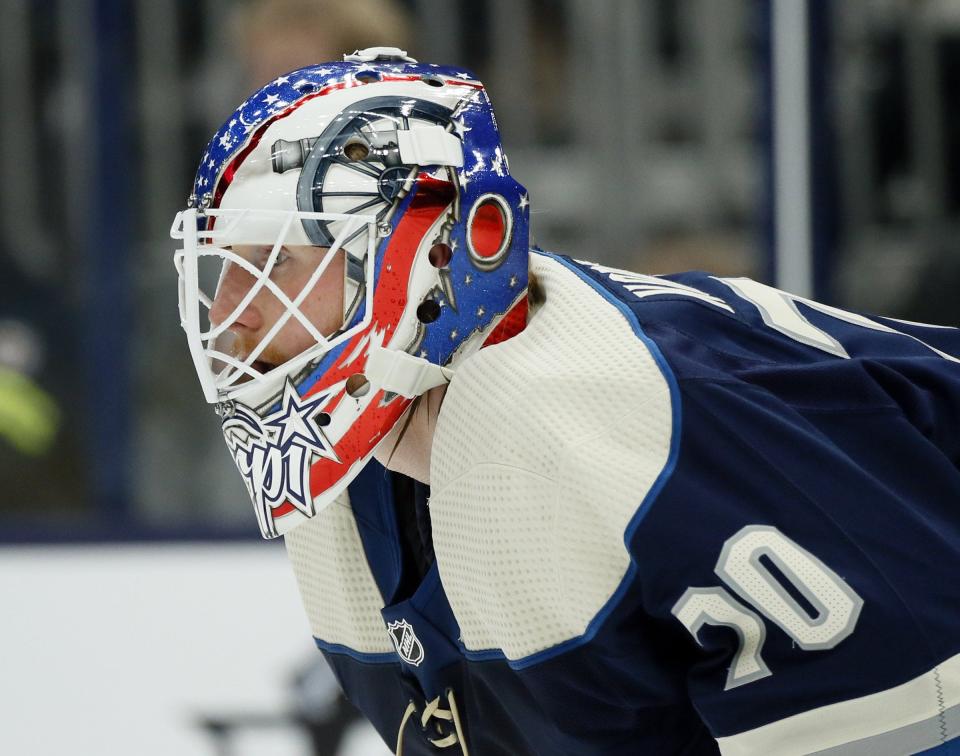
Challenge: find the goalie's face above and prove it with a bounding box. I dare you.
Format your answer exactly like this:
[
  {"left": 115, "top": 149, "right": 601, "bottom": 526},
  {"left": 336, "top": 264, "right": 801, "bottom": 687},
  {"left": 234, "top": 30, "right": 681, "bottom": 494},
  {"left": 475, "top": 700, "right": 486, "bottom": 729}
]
[{"left": 209, "top": 244, "right": 345, "bottom": 375}]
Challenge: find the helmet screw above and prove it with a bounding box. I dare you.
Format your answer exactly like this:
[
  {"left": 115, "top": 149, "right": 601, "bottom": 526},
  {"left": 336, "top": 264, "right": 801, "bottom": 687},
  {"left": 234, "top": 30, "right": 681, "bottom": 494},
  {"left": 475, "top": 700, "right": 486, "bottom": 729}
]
[{"left": 377, "top": 222, "right": 392, "bottom": 237}]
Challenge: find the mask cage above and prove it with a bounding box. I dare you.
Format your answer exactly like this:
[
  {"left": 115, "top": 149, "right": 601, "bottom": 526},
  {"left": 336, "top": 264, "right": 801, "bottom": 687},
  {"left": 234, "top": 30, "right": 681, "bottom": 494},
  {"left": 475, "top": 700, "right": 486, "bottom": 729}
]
[{"left": 171, "top": 207, "right": 377, "bottom": 405}]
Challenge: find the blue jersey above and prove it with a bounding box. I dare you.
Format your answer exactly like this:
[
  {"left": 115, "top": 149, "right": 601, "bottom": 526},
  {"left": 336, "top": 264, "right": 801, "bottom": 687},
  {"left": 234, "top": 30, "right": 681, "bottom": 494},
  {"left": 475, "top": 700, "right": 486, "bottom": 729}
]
[{"left": 283, "top": 251, "right": 960, "bottom": 755}]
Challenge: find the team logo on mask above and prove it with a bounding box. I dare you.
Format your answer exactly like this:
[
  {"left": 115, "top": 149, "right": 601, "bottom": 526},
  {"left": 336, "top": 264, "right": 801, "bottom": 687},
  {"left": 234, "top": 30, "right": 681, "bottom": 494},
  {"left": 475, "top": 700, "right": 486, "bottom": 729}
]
[
  {"left": 387, "top": 619, "right": 425, "bottom": 666},
  {"left": 221, "top": 379, "right": 339, "bottom": 537}
]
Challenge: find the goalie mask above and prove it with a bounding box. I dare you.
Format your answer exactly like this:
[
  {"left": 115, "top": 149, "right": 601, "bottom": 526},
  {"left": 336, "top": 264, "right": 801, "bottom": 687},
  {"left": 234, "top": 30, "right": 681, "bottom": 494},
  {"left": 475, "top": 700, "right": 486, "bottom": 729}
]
[{"left": 171, "top": 48, "right": 530, "bottom": 538}]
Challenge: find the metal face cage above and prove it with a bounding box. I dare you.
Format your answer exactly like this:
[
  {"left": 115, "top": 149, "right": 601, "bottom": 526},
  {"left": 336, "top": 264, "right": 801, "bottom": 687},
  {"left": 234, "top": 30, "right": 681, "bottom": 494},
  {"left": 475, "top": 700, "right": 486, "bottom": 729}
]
[{"left": 171, "top": 207, "right": 377, "bottom": 405}]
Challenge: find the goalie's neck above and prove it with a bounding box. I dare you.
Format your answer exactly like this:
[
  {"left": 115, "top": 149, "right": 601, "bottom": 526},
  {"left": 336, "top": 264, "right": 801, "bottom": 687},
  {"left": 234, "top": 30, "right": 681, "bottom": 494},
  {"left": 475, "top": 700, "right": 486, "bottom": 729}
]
[{"left": 372, "top": 384, "right": 447, "bottom": 485}]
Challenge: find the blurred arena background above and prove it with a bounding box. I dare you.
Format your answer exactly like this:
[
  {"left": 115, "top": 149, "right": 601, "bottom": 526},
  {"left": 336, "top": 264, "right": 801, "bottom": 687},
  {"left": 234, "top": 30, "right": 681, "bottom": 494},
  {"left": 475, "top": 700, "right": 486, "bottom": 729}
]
[{"left": 1, "top": 0, "right": 958, "bottom": 753}]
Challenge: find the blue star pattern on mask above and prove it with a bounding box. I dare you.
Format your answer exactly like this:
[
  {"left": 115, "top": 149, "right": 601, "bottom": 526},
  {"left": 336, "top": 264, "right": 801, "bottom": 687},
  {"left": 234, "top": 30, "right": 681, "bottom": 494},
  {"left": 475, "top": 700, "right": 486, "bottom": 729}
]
[{"left": 191, "top": 61, "right": 480, "bottom": 203}]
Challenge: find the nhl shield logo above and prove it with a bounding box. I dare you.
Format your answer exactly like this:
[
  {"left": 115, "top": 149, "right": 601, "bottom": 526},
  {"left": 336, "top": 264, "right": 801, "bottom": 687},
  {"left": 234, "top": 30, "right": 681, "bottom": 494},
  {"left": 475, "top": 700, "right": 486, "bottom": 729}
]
[{"left": 387, "top": 619, "right": 425, "bottom": 666}]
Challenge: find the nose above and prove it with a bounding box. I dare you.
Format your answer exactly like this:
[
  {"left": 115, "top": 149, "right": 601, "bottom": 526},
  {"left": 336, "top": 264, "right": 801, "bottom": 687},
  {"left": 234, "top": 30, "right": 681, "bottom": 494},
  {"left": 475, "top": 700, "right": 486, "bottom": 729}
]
[{"left": 209, "top": 261, "right": 263, "bottom": 330}]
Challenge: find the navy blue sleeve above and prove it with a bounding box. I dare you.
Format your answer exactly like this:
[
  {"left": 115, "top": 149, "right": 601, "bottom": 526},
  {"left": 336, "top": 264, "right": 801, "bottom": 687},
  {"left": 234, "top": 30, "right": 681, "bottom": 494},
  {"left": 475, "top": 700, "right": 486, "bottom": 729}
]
[
  {"left": 632, "top": 369, "right": 960, "bottom": 747},
  {"left": 855, "top": 356, "right": 960, "bottom": 465},
  {"left": 549, "top": 255, "right": 960, "bottom": 751}
]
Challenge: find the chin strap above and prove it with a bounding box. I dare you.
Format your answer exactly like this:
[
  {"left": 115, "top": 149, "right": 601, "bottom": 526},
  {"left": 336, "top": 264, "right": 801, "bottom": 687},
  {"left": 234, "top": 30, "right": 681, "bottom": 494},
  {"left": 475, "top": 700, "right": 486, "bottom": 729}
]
[{"left": 365, "top": 344, "right": 454, "bottom": 399}]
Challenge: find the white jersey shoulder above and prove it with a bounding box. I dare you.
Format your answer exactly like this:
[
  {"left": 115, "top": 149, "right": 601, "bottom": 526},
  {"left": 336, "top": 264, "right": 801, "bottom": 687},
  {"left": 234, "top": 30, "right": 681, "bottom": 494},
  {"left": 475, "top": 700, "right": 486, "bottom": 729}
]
[
  {"left": 284, "top": 489, "right": 392, "bottom": 655},
  {"left": 429, "top": 252, "right": 674, "bottom": 661}
]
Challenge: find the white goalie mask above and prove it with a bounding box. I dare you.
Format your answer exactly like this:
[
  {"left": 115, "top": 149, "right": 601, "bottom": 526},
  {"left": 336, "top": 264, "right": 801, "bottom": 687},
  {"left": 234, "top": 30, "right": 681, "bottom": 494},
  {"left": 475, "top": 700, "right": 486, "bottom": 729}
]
[{"left": 172, "top": 49, "right": 530, "bottom": 537}]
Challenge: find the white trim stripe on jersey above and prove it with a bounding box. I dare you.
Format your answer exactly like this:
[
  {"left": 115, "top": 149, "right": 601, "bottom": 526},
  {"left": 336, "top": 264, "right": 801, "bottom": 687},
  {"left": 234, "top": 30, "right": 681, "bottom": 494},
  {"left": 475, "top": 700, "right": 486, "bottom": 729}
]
[{"left": 716, "top": 652, "right": 960, "bottom": 756}]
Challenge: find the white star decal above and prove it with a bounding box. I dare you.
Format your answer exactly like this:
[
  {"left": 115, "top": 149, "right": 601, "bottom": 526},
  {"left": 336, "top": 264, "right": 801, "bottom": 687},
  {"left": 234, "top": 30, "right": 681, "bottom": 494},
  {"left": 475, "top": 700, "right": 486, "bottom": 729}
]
[
  {"left": 218, "top": 133, "right": 234, "bottom": 149},
  {"left": 220, "top": 379, "right": 339, "bottom": 537},
  {"left": 273, "top": 75, "right": 290, "bottom": 85},
  {"left": 450, "top": 329, "right": 458, "bottom": 340},
  {"left": 455, "top": 72, "right": 471, "bottom": 79},
  {"left": 464, "top": 274, "right": 473, "bottom": 285},
  {"left": 265, "top": 379, "right": 338, "bottom": 462},
  {"left": 316, "top": 67, "right": 333, "bottom": 75},
  {"left": 264, "top": 93, "right": 279, "bottom": 105},
  {"left": 207, "top": 159, "right": 215, "bottom": 169},
  {"left": 491, "top": 146, "right": 505, "bottom": 176},
  {"left": 509, "top": 275, "right": 518, "bottom": 287},
  {"left": 476, "top": 306, "right": 485, "bottom": 317}
]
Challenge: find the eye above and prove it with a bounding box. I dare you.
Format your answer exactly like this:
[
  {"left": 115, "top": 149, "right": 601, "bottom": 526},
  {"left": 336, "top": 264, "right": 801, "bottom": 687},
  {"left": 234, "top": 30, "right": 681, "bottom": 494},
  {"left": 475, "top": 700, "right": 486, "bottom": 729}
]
[{"left": 254, "top": 246, "right": 290, "bottom": 271}]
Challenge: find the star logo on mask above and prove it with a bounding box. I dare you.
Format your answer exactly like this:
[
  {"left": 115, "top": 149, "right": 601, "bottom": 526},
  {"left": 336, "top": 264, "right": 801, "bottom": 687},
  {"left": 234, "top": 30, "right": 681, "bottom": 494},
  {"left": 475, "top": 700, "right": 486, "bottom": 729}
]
[
  {"left": 221, "top": 379, "right": 339, "bottom": 538},
  {"left": 265, "top": 379, "right": 338, "bottom": 461}
]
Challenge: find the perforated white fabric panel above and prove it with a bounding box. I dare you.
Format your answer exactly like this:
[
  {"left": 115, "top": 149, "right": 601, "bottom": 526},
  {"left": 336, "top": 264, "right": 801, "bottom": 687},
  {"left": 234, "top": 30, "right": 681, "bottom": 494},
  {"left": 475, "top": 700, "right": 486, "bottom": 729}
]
[
  {"left": 283, "top": 492, "right": 392, "bottom": 654},
  {"left": 430, "top": 253, "right": 674, "bottom": 660}
]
